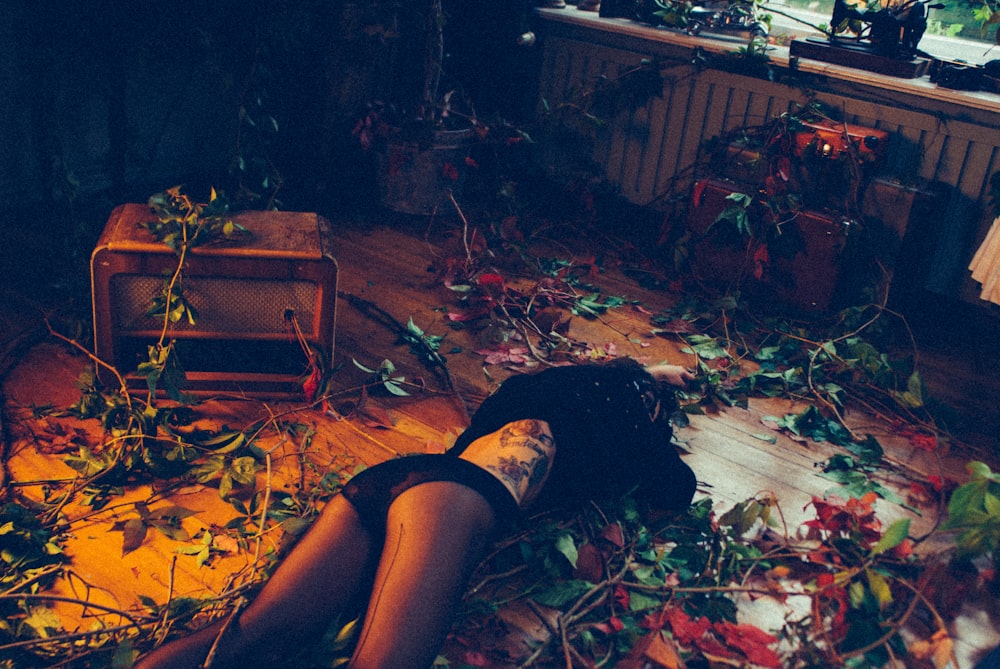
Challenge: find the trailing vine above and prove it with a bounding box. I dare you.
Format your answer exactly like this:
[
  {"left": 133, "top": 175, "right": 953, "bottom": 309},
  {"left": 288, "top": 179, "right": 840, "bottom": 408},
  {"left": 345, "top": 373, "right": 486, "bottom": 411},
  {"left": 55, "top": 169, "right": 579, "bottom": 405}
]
[{"left": 2, "top": 66, "right": 998, "bottom": 667}]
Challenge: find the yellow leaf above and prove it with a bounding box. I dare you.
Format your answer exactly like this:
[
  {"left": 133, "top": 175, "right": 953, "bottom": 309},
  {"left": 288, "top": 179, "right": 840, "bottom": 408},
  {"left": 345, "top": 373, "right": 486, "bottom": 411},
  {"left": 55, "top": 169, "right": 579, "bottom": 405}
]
[{"left": 866, "top": 569, "right": 893, "bottom": 608}]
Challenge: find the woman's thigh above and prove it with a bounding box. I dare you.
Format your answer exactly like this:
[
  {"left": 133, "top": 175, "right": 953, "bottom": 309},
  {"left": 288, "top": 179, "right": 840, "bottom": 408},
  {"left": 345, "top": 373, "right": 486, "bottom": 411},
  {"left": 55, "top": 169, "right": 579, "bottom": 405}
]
[
  {"left": 239, "top": 494, "right": 376, "bottom": 633},
  {"left": 349, "top": 481, "right": 497, "bottom": 669}
]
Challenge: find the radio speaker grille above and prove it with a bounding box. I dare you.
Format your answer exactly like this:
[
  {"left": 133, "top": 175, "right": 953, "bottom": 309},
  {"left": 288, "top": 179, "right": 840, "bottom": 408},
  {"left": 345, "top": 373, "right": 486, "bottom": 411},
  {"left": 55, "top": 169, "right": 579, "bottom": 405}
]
[{"left": 110, "top": 275, "right": 319, "bottom": 335}]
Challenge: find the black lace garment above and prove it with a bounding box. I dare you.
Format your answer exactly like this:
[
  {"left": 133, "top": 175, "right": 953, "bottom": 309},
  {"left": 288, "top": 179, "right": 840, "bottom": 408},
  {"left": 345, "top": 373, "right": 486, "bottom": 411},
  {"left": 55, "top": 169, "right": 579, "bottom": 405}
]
[{"left": 448, "top": 359, "right": 696, "bottom": 514}]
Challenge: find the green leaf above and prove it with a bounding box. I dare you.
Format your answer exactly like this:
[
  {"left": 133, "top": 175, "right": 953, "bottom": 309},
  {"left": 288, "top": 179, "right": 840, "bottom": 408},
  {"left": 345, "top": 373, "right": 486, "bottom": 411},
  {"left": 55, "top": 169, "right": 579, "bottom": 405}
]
[
  {"left": 112, "top": 637, "right": 137, "bottom": 669},
  {"left": 198, "top": 431, "right": 246, "bottom": 454},
  {"left": 407, "top": 317, "right": 425, "bottom": 337},
  {"left": 533, "top": 579, "right": 592, "bottom": 607},
  {"left": 893, "top": 371, "right": 924, "bottom": 408},
  {"left": 848, "top": 580, "right": 866, "bottom": 608},
  {"left": 871, "top": 518, "right": 910, "bottom": 556},
  {"left": 983, "top": 491, "right": 1000, "bottom": 517},
  {"left": 555, "top": 532, "right": 579, "bottom": 568},
  {"left": 189, "top": 454, "right": 226, "bottom": 483},
  {"left": 22, "top": 606, "right": 62, "bottom": 639},
  {"left": 332, "top": 617, "right": 360, "bottom": 650},
  {"left": 352, "top": 358, "right": 377, "bottom": 374},
  {"left": 229, "top": 456, "right": 259, "bottom": 485},
  {"left": 384, "top": 379, "right": 411, "bottom": 396},
  {"left": 219, "top": 473, "right": 233, "bottom": 499},
  {"left": 629, "top": 590, "right": 663, "bottom": 612},
  {"left": 969, "top": 460, "right": 998, "bottom": 482},
  {"left": 681, "top": 334, "right": 729, "bottom": 360}
]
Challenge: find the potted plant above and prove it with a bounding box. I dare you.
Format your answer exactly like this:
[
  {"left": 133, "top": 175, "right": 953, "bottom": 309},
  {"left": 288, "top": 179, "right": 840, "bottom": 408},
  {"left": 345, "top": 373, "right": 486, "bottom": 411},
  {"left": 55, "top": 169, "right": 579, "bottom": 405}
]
[{"left": 353, "top": 0, "right": 483, "bottom": 216}]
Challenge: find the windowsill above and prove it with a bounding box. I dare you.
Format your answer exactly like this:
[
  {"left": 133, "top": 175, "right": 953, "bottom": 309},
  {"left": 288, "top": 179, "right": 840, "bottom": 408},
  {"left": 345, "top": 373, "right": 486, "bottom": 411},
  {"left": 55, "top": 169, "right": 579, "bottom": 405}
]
[{"left": 536, "top": 7, "right": 1000, "bottom": 116}]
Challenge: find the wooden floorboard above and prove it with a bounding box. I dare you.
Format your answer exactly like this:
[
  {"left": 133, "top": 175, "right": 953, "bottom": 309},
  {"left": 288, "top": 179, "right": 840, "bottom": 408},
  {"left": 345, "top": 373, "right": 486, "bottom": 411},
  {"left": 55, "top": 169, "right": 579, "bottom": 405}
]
[{"left": 2, "top": 215, "right": 998, "bottom": 667}]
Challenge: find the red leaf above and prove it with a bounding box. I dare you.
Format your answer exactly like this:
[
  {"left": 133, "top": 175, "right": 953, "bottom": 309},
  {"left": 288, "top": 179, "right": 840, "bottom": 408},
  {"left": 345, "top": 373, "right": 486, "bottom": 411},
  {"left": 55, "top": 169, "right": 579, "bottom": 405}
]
[
  {"left": 441, "top": 161, "right": 460, "bottom": 181},
  {"left": 461, "top": 650, "right": 491, "bottom": 667},
  {"left": 715, "top": 621, "right": 782, "bottom": 668},
  {"left": 613, "top": 584, "right": 630, "bottom": 610},
  {"left": 666, "top": 607, "right": 712, "bottom": 646},
  {"left": 753, "top": 244, "right": 770, "bottom": 280},
  {"left": 693, "top": 179, "right": 708, "bottom": 207},
  {"left": 499, "top": 216, "right": 524, "bottom": 242},
  {"left": 574, "top": 543, "right": 605, "bottom": 583},
  {"left": 640, "top": 606, "right": 670, "bottom": 632},
  {"left": 447, "top": 306, "right": 491, "bottom": 322},
  {"left": 764, "top": 176, "right": 778, "bottom": 197},
  {"left": 892, "top": 538, "right": 914, "bottom": 559},
  {"left": 593, "top": 615, "right": 625, "bottom": 635},
  {"left": 601, "top": 522, "right": 625, "bottom": 549},
  {"left": 477, "top": 272, "right": 503, "bottom": 288},
  {"left": 910, "top": 431, "right": 938, "bottom": 451},
  {"left": 302, "top": 366, "right": 322, "bottom": 403}
]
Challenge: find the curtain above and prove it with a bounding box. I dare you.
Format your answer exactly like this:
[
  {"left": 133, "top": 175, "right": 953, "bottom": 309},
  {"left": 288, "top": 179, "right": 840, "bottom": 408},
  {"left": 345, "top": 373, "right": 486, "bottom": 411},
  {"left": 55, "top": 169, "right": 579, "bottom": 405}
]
[{"left": 970, "top": 216, "right": 1000, "bottom": 305}]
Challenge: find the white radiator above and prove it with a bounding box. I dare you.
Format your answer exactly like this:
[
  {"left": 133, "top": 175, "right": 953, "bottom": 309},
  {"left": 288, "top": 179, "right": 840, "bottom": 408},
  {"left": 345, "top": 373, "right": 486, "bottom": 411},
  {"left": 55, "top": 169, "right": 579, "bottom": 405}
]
[{"left": 535, "top": 30, "right": 1000, "bottom": 301}]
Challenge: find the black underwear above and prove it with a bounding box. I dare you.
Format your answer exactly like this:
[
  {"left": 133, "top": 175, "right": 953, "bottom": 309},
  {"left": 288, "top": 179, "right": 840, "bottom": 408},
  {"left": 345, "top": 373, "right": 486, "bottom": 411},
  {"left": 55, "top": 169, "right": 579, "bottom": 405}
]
[{"left": 340, "top": 454, "right": 521, "bottom": 539}]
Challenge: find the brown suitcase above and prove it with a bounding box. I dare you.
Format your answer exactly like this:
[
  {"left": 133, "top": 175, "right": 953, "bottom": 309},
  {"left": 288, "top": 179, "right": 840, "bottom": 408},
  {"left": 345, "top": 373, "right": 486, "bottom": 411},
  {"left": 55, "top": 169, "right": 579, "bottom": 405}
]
[{"left": 685, "top": 178, "right": 853, "bottom": 312}]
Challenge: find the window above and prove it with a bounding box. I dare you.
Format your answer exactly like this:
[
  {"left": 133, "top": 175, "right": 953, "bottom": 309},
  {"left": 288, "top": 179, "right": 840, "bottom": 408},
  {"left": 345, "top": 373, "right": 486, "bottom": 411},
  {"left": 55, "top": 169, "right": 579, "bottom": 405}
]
[{"left": 764, "top": 0, "right": 1000, "bottom": 64}]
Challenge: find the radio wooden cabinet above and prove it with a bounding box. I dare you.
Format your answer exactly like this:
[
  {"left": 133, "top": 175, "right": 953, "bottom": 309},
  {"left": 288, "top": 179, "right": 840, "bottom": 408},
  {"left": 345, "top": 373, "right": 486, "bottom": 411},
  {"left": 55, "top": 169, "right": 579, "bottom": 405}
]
[{"left": 91, "top": 204, "right": 338, "bottom": 396}]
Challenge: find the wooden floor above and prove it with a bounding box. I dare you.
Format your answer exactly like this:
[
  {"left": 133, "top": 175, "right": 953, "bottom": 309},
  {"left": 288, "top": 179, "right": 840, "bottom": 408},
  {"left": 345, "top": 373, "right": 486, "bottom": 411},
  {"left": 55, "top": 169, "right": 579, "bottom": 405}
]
[{"left": 2, "top": 210, "right": 999, "bottom": 667}]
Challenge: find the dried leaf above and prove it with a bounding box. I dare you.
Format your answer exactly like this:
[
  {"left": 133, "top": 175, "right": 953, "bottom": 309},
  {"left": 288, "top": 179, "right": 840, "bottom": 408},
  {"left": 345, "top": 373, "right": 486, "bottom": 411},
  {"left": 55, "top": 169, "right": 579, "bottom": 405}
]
[
  {"left": 358, "top": 404, "right": 394, "bottom": 429},
  {"left": 619, "top": 631, "right": 685, "bottom": 669},
  {"left": 120, "top": 518, "right": 147, "bottom": 556},
  {"left": 909, "top": 629, "right": 955, "bottom": 669}
]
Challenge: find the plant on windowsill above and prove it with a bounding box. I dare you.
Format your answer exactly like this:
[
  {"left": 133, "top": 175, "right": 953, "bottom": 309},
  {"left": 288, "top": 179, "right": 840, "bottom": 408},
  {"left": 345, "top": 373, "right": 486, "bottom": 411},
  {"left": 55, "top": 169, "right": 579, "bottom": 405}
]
[{"left": 352, "top": 0, "right": 487, "bottom": 216}]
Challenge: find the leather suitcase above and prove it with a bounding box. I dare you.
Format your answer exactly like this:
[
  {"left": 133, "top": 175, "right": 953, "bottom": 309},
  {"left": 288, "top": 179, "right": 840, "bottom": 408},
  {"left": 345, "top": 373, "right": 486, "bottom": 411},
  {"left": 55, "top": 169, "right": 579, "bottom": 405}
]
[
  {"left": 766, "top": 208, "right": 854, "bottom": 312},
  {"left": 686, "top": 178, "right": 853, "bottom": 312}
]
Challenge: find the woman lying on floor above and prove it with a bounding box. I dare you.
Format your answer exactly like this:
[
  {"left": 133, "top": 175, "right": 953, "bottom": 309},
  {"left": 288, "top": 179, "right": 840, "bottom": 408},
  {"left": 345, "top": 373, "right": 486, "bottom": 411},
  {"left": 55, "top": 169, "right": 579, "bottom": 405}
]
[{"left": 134, "top": 358, "right": 698, "bottom": 669}]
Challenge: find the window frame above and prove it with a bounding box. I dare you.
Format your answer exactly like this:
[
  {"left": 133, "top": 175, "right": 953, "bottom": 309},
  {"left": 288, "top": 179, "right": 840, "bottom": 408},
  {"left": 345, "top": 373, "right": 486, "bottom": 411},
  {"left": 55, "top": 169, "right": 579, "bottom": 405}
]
[{"left": 535, "top": 7, "right": 1000, "bottom": 114}]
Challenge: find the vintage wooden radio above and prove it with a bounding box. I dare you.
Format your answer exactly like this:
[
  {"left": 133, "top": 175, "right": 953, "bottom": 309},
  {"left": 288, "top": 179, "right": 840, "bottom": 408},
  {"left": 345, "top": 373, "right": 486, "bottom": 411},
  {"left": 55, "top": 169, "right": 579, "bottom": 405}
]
[
  {"left": 792, "top": 120, "right": 889, "bottom": 165},
  {"left": 91, "top": 204, "right": 338, "bottom": 396}
]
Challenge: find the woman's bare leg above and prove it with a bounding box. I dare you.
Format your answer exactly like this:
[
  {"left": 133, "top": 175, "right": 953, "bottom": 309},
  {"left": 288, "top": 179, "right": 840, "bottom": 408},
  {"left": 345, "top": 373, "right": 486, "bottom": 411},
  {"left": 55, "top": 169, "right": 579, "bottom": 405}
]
[
  {"left": 134, "top": 495, "right": 375, "bottom": 669},
  {"left": 348, "top": 481, "right": 497, "bottom": 669}
]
